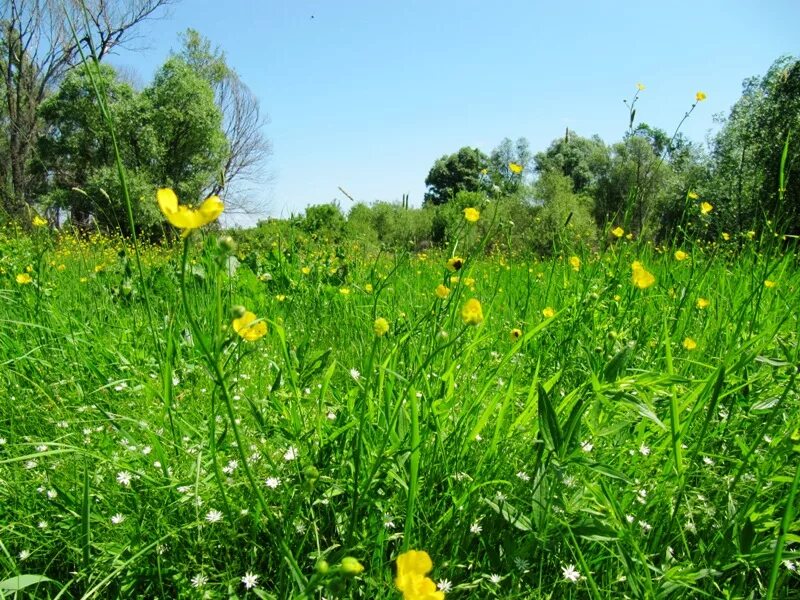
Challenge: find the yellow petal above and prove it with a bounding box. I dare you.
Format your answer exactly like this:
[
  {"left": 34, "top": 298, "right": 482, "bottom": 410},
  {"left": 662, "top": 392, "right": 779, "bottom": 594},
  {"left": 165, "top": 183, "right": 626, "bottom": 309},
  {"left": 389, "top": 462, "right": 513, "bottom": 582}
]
[
  {"left": 157, "top": 188, "right": 178, "bottom": 215},
  {"left": 198, "top": 195, "right": 224, "bottom": 225}
]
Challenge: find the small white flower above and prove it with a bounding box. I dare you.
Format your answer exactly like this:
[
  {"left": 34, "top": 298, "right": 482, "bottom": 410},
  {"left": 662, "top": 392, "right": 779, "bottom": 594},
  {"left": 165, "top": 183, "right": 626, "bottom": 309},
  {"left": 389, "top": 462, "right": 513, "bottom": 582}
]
[
  {"left": 626, "top": 514, "right": 635, "bottom": 524},
  {"left": 703, "top": 456, "right": 714, "bottom": 465},
  {"left": 142, "top": 446, "right": 151, "bottom": 455},
  {"left": 384, "top": 519, "right": 396, "bottom": 529},
  {"left": 437, "top": 579, "right": 452, "bottom": 592},
  {"left": 470, "top": 522, "right": 482, "bottom": 534},
  {"left": 265, "top": 477, "right": 281, "bottom": 489},
  {"left": 495, "top": 491, "right": 507, "bottom": 502},
  {"left": 116, "top": 471, "right": 132, "bottom": 486},
  {"left": 111, "top": 513, "right": 126, "bottom": 524},
  {"left": 783, "top": 559, "right": 797, "bottom": 571},
  {"left": 327, "top": 411, "right": 336, "bottom": 420},
  {"left": 764, "top": 434, "right": 773, "bottom": 444},
  {"left": 191, "top": 573, "right": 208, "bottom": 588},
  {"left": 57, "top": 420, "right": 69, "bottom": 428},
  {"left": 18, "top": 549, "right": 30, "bottom": 561},
  {"left": 38, "top": 521, "right": 48, "bottom": 529},
  {"left": 36, "top": 444, "right": 49, "bottom": 452},
  {"left": 24, "top": 459, "right": 38, "bottom": 469},
  {"left": 205, "top": 509, "right": 223, "bottom": 523},
  {"left": 638, "top": 444, "right": 650, "bottom": 456},
  {"left": 283, "top": 446, "right": 298, "bottom": 461},
  {"left": 350, "top": 368, "right": 361, "bottom": 381},
  {"left": 0, "top": 437, "right": 7, "bottom": 444},
  {"left": 516, "top": 471, "right": 530, "bottom": 482},
  {"left": 639, "top": 520, "right": 652, "bottom": 532},
  {"left": 489, "top": 573, "right": 502, "bottom": 584},
  {"left": 241, "top": 571, "right": 259, "bottom": 589},
  {"left": 46, "top": 489, "right": 57, "bottom": 499},
  {"left": 562, "top": 564, "right": 581, "bottom": 582},
  {"left": 581, "top": 441, "right": 593, "bottom": 452}
]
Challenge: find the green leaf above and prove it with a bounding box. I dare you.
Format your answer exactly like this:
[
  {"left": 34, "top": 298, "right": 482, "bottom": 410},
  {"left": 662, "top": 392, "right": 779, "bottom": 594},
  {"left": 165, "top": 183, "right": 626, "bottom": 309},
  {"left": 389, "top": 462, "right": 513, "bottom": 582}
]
[
  {"left": 537, "top": 383, "right": 561, "bottom": 454},
  {"left": 0, "top": 575, "right": 58, "bottom": 592}
]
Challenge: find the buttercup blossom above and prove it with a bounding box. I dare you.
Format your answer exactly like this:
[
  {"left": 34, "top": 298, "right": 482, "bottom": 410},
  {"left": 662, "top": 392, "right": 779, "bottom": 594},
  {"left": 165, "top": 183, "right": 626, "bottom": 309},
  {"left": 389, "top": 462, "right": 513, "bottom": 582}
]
[
  {"left": 569, "top": 256, "right": 581, "bottom": 271},
  {"left": 636, "top": 82, "right": 646, "bottom": 91},
  {"left": 156, "top": 188, "right": 223, "bottom": 235},
  {"left": 508, "top": 162, "right": 523, "bottom": 174},
  {"left": 16, "top": 273, "right": 32, "bottom": 284},
  {"left": 700, "top": 202, "right": 713, "bottom": 215},
  {"left": 696, "top": 297, "right": 710, "bottom": 309},
  {"left": 631, "top": 261, "right": 655, "bottom": 289},
  {"left": 510, "top": 328, "right": 522, "bottom": 340},
  {"left": 695, "top": 91, "right": 707, "bottom": 102},
  {"left": 461, "top": 298, "right": 483, "bottom": 326},
  {"left": 683, "top": 337, "right": 697, "bottom": 351},
  {"left": 373, "top": 317, "right": 390, "bottom": 337},
  {"left": 687, "top": 191, "right": 699, "bottom": 200},
  {"left": 435, "top": 284, "right": 450, "bottom": 299},
  {"left": 463, "top": 207, "right": 480, "bottom": 223},
  {"left": 542, "top": 307, "right": 555, "bottom": 318},
  {"left": 611, "top": 226, "right": 624, "bottom": 238},
  {"left": 32, "top": 215, "right": 47, "bottom": 227},
  {"left": 396, "top": 550, "right": 445, "bottom": 600},
  {"left": 233, "top": 311, "right": 267, "bottom": 341},
  {"left": 446, "top": 257, "right": 464, "bottom": 272},
  {"left": 674, "top": 250, "right": 689, "bottom": 261}
]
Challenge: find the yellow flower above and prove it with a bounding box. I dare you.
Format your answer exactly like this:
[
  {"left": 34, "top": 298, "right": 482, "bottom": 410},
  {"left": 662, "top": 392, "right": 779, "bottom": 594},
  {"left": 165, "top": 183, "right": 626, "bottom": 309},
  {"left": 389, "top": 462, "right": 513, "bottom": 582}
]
[
  {"left": 275, "top": 294, "right": 286, "bottom": 302},
  {"left": 687, "top": 191, "right": 699, "bottom": 200},
  {"left": 636, "top": 82, "right": 646, "bottom": 91},
  {"left": 695, "top": 91, "right": 707, "bottom": 102},
  {"left": 365, "top": 283, "right": 373, "bottom": 293},
  {"left": 625, "top": 233, "right": 634, "bottom": 240},
  {"left": 674, "top": 250, "right": 689, "bottom": 261},
  {"left": 32, "top": 215, "right": 47, "bottom": 227},
  {"left": 722, "top": 232, "right": 730, "bottom": 241},
  {"left": 463, "top": 207, "right": 480, "bottom": 223},
  {"left": 16, "top": 273, "right": 32, "bottom": 284},
  {"left": 232, "top": 310, "right": 267, "bottom": 341},
  {"left": 156, "top": 188, "right": 223, "bottom": 235},
  {"left": 301, "top": 266, "right": 311, "bottom": 275},
  {"left": 746, "top": 230, "right": 756, "bottom": 240},
  {"left": 480, "top": 168, "right": 488, "bottom": 176},
  {"left": 435, "top": 284, "right": 450, "bottom": 299},
  {"left": 339, "top": 288, "right": 350, "bottom": 295},
  {"left": 683, "top": 337, "right": 697, "bottom": 350},
  {"left": 446, "top": 257, "right": 464, "bottom": 272},
  {"left": 700, "top": 202, "right": 713, "bottom": 215},
  {"left": 461, "top": 298, "right": 483, "bottom": 326},
  {"left": 764, "top": 280, "right": 776, "bottom": 288},
  {"left": 510, "top": 328, "right": 522, "bottom": 340},
  {"left": 696, "top": 297, "right": 710, "bottom": 309},
  {"left": 611, "top": 226, "right": 624, "bottom": 238},
  {"left": 631, "top": 261, "right": 655, "bottom": 289},
  {"left": 569, "top": 256, "right": 581, "bottom": 271},
  {"left": 395, "top": 550, "right": 444, "bottom": 600},
  {"left": 542, "top": 307, "right": 555, "bottom": 318},
  {"left": 373, "top": 317, "right": 389, "bottom": 337},
  {"left": 508, "top": 162, "right": 523, "bottom": 174}
]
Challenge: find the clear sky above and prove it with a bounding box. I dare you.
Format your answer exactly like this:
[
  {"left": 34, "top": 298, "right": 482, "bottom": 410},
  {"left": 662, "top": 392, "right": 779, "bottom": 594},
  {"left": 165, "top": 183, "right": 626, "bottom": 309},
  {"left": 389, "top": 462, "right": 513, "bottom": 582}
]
[{"left": 111, "top": 0, "right": 799, "bottom": 224}]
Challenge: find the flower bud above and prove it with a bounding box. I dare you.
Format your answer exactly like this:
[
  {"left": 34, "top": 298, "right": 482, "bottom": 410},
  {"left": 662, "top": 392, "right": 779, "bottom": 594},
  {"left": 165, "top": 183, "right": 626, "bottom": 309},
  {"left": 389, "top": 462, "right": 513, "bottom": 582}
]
[
  {"left": 231, "top": 305, "right": 247, "bottom": 319},
  {"left": 340, "top": 557, "right": 364, "bottom": 576}
]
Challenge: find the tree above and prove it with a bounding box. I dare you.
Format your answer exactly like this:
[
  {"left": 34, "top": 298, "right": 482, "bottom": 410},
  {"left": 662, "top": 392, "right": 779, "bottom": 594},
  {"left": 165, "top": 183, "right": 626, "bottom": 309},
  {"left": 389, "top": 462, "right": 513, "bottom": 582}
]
[
  {"left": 707, "top": 55, "right": 800, "bottom": 234},
  {"left": 175, "top": 29, "right": 271, "bottom": 213},
  {"left": 0, "top": 0, "right": 175, "bottom": 220},
  {"left": 36, "top": 59, "right": 227, "bottom": 235},
  {"left": 489, "top": 137, "right": 532, "bottom": 193},
  {"left": 534, "top": 132, "right": 610, "bottom": 196},
  {"left": 423, "top": 147, "right": 489, "bottom": 206}
]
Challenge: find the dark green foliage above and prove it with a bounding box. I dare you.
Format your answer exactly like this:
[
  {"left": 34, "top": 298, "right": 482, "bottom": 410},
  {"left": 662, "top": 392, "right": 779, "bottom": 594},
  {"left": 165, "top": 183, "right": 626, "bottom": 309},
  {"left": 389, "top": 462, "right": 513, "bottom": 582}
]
[{"left": 424, "top": 146, "right": 489, "bottom": 206}]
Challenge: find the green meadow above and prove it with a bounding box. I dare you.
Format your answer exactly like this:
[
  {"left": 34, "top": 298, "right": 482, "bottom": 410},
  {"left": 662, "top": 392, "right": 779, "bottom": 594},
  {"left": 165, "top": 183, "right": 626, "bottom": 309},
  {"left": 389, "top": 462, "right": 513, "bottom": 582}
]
[{"left": 1, "top": 215, "right": 799, "bottom": 598}]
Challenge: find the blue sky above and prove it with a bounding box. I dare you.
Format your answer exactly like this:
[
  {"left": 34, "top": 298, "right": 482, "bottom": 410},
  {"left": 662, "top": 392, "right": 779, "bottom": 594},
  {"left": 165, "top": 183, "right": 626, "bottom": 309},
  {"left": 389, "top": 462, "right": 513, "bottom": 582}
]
[{"left": 111, "top": 0, "right": 799, "bottom": 223}]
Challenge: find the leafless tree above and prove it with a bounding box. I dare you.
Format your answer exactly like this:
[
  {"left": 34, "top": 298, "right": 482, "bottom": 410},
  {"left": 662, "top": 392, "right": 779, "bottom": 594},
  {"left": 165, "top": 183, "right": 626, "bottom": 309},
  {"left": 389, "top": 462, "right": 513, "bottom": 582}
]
[
  {"left": 0, "top": 0, "right": 175, "bottom": 219},
  {"left": 210, "top": 72, "right": 272, "bottom": 215}
]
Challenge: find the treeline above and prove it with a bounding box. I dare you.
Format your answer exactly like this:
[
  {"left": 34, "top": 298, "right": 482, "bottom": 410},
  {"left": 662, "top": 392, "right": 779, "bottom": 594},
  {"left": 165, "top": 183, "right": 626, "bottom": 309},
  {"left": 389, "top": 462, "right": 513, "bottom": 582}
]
[
  {"left": 1, "top": 1, "right": 267, "bottom": 233},
  {"left": 269, "top": 55, "right": 799, "bottom": 254}
]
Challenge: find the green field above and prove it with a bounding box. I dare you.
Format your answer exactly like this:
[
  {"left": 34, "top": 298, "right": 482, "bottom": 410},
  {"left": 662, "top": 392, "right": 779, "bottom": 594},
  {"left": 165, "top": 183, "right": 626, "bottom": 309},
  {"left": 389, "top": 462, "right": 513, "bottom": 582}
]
[{"left": 1, "top": 215, "right": 798, "bottom": 598}]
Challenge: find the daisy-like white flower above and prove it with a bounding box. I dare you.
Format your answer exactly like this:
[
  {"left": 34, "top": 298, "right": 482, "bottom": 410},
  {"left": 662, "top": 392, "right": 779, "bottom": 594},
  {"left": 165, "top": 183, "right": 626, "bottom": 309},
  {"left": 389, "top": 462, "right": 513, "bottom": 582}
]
[
  {"left": 241, "top": 571, "right": 259, "bottom": 590},
  {"left": 384, "top": 519, "right": 396, "bottom": 529},
  {"left": 38, "top": 521, "right": 48, "bottom": 529},
  {"left": 349, "top": 368, "right": 361, "bottom": 381},
  {"left": 24, "top": 459, "right": 38, "bottom": 469},
  {"left": 489, "top": 574, "right": 502, "bottom": 584},
  {"left": 46, "top": 489, "right": 57, "bottom": 499},
  {"left": 111, "top": 513, "right": 126, "bottom": 524},
  {"left": 437, "top": 579, "right": 453, "bottom": 592},
  {"left": 327, "top": 411, "right": 336, "bottom": 420},
  {"left": 191, "top": 573, "right": 208, "bottom": 588},
  {"left": 283, "top": 446, "right": 298, "bottom": 461},
  {"left": 0, "top": 437, "right": 6, "bottom": 445},
  {"left": 470, "top": 522, "right": 483, "bottom": 534},
  {"left": 265, "top": 476, "right": 281, "bottom": 489},
  {"left": 562, "top": 564, "right": 581, "bottom": 582},
  {"left": 639, "top": 444, "right": 650, "bottom": 456},
  {"left": 116, "top": 471, "right": 132, "bottom": 486},
  {"left": 18, "top": 550, "right": 31, "bottom": 561},
  {"left": 516, "top": 471, "right": 530, "bottom": 482},
  {"left": 36, "top": 444, "right": 49, "bottom": 452},
  {"left": 205, "top": 509, "right": 223, "bottom": 524},
  {"left": 222, "top": 459, "right": 239, "bottom": 475},
  {"left": 581, "top": 441, "right": 593, "bottom": 452}
]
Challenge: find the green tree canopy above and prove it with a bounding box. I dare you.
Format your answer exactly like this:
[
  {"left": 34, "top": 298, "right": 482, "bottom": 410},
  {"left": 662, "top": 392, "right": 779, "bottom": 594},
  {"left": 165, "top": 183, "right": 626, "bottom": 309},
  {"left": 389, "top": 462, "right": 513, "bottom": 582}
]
[{"left": 423, "top": 146, "right": 489, "bottom": 206}]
